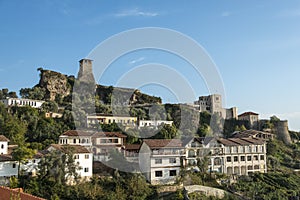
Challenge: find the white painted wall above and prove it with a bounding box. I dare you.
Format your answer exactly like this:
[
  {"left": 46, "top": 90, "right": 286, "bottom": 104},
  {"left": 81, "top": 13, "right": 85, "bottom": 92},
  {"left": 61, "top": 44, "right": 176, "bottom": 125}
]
[{"left": 0, "top": 141, "right": 8, "bottom": 154}]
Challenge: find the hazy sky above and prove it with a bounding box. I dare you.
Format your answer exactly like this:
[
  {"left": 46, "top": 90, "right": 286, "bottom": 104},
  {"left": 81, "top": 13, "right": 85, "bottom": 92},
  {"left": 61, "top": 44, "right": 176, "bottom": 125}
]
[{"left": 1, "top": 0, "right": 300, "bottom": 130}]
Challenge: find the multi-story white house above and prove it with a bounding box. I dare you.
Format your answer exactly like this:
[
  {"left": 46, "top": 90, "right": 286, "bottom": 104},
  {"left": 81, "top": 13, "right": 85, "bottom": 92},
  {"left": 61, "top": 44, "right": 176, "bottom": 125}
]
[
  {"left": 122, "top": 144, "right": 141, "bottom": 163},
  {"left": 58, "top": 130, "right": 127, "bottom": 162},
  {"left": 58, "top": 130, "right": 94, "bottom": 148},
  {"left": 0, "top": 135, "right": 9, "bottom": 155},
  {"left": 138, "top": 120, "right": 173, "bottom": 129},
  {"left": 91, "top": 132, "right": 126, "bottom": 161},
  {"left": 182, "top": 137, "right": 220, "bottom": 168},
  {"left": 217, "top": 137, "right": 267, "bottom": 175},
  {"left": 182, "top": 136, "right": 267, "bottom": 176},
  {"left": 139, "top": 139, "right": 185, "bottom": 185},
  {"left": 0, "top": 154, "right": 18, "bottom": 185},
  {"left": 47, "top": 144, "right": 93, "bottom": 183},
  {"left": 1, "top": 98, "right": 44, "bottom": 109}
]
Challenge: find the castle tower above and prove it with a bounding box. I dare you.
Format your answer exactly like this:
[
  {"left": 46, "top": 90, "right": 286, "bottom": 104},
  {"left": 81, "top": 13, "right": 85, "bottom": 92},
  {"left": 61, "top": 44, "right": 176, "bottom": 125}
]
[
  {"left": 77, "top": 58, "right": 95, "bottom": 83},
  {"left": 274, "top": 120, "right": 292, "bottom": 145}
]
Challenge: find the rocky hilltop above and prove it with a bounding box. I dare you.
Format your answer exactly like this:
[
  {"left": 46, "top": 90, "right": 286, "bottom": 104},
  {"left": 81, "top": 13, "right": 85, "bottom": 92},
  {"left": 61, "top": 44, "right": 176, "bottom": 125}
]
[
  {"left": 37, "top": 69, "right": 161, "bottom": 105},
  {"left": 38, "top": 70, "right": 73, "bottom": 101}
]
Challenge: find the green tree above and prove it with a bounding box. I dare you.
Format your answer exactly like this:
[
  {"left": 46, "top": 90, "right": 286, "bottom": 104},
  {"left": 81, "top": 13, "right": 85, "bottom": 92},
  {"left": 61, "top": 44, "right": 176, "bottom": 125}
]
[{"left": 41, "top": 101, "right": 58, "bottom": 113}]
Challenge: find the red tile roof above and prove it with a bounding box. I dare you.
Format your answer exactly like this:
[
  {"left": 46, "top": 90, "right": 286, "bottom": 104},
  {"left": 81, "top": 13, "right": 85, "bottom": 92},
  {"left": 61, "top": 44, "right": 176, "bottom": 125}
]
[
  {"left": 231, "top": 129, "right": 273, "bottom": 138},
  {"left": 143, "top": 139, "right": 183, "bottom": 149},
  {"left": 62, "top": 130, "right": 95, "bottom": 137},
  {"left": 0, "top": 135, "right": 9, "bottom": 142},
  {"left": 48, "top": 144, "right": 91, "bottom": 154},
  {"left": 62, "top": 130, "right": 127, "bottom": 138},
  {"left": 238, "top": 111, "right": 259, "bottom": 117},
  {"left": 0, "top": 186, "right": 45, "bottom": 200},
  {"left": 0, "top": 154, "right": 14, "bottom": 162},
  {"left": 217, "top": 137, "right": 265, "bottom": 146},
  {"left": 123, "top": 144, "right": 141, "bottom": 150}
]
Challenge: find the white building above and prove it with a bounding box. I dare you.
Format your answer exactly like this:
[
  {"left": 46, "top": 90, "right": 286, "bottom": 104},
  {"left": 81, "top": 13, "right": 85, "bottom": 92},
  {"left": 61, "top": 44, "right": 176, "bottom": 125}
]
[
  {"left": 217, "top": 137, "right": 267, "bottom": 175},
  {"left": 0, "top": 155, "right": 18, "bottom": 185},
  {"left": 139, "top": 139, "right": 185, "bottom": 185},
  {"left": 182, "top": 136, "right": 267, "bottom": 176},
  {"left": 86, "top": 114, "right": 137, "bottom": 128},
  {"left": 0, "top": 136, "right": 18, "bottom": 185},
  {"left": 138, "top": 120, "right": 173, "bottom": 129},
  {"left": 47, "top": 144, "right": 93, "bottom": 182},
  {"left": 1, "top": 98, "right": 44, "bottom": 109},
  {"left": 0, "top": 135, "right": 9, "bottom": 155},
  {"left": 58, "top": 130, "right": 127, "bottom": 162},
  {"left": 59, "top": 130, "right": 94, "bottom": 148},
  {"left": 182, "top": 137, "right": 220, "bottom": 168}
]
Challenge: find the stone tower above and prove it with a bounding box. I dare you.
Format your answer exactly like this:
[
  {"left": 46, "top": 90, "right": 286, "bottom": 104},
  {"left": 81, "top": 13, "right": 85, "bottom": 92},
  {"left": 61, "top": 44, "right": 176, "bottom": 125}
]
[
  {"left": 77, "top": 59, "right": 95, "bottom": 83},
  {"left": 274, "top": 120, "right": 292, "bottom": 145}
]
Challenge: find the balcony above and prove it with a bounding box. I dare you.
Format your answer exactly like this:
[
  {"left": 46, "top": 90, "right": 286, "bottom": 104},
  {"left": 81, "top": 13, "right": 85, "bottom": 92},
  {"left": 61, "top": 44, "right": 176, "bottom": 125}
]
[{"left": 152, "top": 149, "right": 184, "bottom": 156}]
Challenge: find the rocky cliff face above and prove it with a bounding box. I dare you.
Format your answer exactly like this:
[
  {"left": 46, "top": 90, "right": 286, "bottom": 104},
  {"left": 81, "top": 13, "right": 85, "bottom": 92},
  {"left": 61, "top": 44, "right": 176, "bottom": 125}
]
[
  {"left": 38, "top": 70, "right": 72, "bottom": 101},
  {"left": 37, "top": 69, "right": 161, "bottom": 105}
]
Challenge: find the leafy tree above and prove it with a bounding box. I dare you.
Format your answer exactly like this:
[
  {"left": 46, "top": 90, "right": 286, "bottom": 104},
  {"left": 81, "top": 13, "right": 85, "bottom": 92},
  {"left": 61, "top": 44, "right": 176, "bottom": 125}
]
[
  {"left": 20, "top": 87, "right": 45, "bottom": 100},
  {"left": 35, "top": 148, "right": 81, "bottom": 199},
  {"left": 41, "top": 101, "right": 58, "bottom": 112}
]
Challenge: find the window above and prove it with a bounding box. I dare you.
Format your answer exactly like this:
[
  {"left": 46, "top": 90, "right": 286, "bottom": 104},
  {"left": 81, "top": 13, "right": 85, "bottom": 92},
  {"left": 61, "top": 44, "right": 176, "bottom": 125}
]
[
  {"left": 84, "top": 168, "right": 89, "bottom": 172},
  {"left": 247, "top": 156, "right": 252, "bottom": 161},
  {"left": 1, "top": 144, "right": 4, "bottom": 149},
  {"left": 232, "top": 146, "right": 237, "bottom": 153},
  {"left": 85, "top": 154, "right": 89, "bottom": 159},
  {"left": 241, "top": 156, "right": 245, "bottom": 161},
  {"left": 234, "top": 156, "right": 238, "bottom": 162},
  {"left": 169, "top": 158, "right": 176, "bottom": 163},
  {"left": 227, "top": 156, "right": 231, "bottom": 162},
  {"left": 73, "top": 139, "right": 76, "bottom": 144},
  {"left": 155, "top": 159, "right": 162, "bottom": 164},
  {"left": 74, "top": 155, "right": 79, "bottom": 159},
  {"left": 260, "top": 155, "right": 264, "bottom": 160},
  {"left": 12, "top": 163, "right": 16, "bottom": 168},
  {"left": 100, "top": 139, "right": 106, "bottom": 143},
  {"left": 254, "top": 155, "right": 258, "bottom": 161},
  {"left": 169, "top": 170, "right": 177, "bottom": 176},
  {"left": 155, "top": 171, "right": 163, "bottom": 177}
]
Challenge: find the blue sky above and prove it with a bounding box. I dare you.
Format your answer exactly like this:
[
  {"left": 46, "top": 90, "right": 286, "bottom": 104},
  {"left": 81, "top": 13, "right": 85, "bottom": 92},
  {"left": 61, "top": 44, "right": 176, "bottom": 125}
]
[{"left": 1, "top": 0, "right": 300, "bottom": 130}]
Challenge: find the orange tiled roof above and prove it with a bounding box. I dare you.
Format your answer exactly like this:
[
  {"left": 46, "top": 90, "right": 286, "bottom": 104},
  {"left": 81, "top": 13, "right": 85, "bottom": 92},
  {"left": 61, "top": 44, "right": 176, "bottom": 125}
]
[
  {"left": 0, "top": 186, "right": 46, "bottom": 200},
  {"left": 123, "top": 144, "right": 141, "bottom": 150},
  {"left": 0, "top": 135, "right": 9, "bottom": 142},
  {"left": 61, "top": 130, "right": 95, "bottom": 137},
  {"left": 49, "top": 144, "right": 91, "bottom": 154},
  {"left": 143, "top": 139, "right": 183, "bottom": 149},
  {"left": 238, "top": 112, "right": 259, "bottom": 117}
]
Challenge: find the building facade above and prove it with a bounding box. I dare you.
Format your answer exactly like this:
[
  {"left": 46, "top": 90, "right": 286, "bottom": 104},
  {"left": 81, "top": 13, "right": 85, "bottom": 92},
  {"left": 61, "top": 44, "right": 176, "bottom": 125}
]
[
  {"left": 194, "top": 94, "right": 237, "bottom": 119},
  {"left": 138, "top": 120, "right": 173, "bottom": 129},
  {"left": 86, "top": 114, "right": 137, "bottom": 128},
  {"left": 1, "top": 98, "right": 44, "bottom": 108},
  {"left": 58, "top": 130, "right": 126, "bottom": 162},
  {"left": 238, "top": 112, "right": 259, "bottom": 129},
  {"left": 0, "top": 135, "right": 9, "bottom": 155},
  {"left": 47, "top": 144, "right": 93, "bottom": 182},
  {"left": 139, "top": 139, "right": 185, "bottom": 185}
]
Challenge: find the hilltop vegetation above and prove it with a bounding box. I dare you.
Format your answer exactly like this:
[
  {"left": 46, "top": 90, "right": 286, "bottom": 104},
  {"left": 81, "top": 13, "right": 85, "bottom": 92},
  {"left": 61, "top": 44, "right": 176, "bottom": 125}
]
[{"left": 1, "top": 68, "right": 300, "bottom": 199}]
